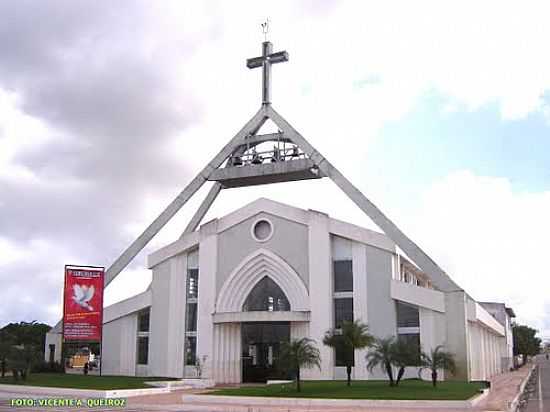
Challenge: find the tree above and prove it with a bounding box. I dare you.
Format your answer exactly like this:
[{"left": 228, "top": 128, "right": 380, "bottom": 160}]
[
  {"left": 279, "top": 338, "right": 321, "bottom": 392},
  {"left": 0, "top": 330, "right": 15, "bottom": 378},
  {"left": 8, "top": 344, "right": 41, "bottom": 381},
  {"left": 513, "top": 323, "right": 541, "bottom": 365},
  {"left": 365, "top": 336, "right": 396, "bottom": 386},
  {"left": 418, "top": 345, "right": 456, "bottom": 387},
  {"left": 391, "top": 338, "right": 420, "bottom": 386},
  {"left": 323, "top": 320, "right": 374, "bottom": 386},
  {"left": 1, "top": 321, "right": 51, "bottom": 359}
]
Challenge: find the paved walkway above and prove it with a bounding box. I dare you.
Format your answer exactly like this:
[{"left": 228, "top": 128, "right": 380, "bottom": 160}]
[
  {"left": 524, "top": 355, "right": 550, "bottom": 412},
  {"left": 478, "top": 363, "right": 533, "bottom": 411}
]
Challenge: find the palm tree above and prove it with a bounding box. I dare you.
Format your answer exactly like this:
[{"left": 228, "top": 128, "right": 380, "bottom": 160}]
[
  {"left": 323, "top": 320, "right": 374, "bottom": 386},
  {"left": 279, "top": 338, "right": 321, "bottom": 392},
  {"left": 418, "top": 345, "right": 457, "bottom": 387},
  {"left": 365, "top": 336, "right": 396, "bottom": 386},
  {"left": 391, "top": 338, "right": 420, "bottom": 386}
]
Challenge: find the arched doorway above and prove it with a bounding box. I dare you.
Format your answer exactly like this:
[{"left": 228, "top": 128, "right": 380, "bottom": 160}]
[{"left": 241, "top": 277, "right": 291, "bottom": 383}]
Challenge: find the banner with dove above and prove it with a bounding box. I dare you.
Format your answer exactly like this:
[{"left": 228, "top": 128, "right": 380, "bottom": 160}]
[{"left": 63, "top": 265, "right": 105, "bottom": 341}]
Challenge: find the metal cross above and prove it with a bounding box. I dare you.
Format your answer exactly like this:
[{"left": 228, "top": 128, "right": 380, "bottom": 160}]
[{"left": 246, "top": 41, "right": 289, "bottom": 105}]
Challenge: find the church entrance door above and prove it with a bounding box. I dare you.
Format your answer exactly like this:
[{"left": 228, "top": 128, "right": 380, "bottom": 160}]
[{"left": 241, "top": 322, "right": 290, "bottom": 383}]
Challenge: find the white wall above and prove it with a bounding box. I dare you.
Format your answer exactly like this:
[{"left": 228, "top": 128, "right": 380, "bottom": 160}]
[
  {"left": 149, "top": 252, "right": 187, "bottom": 378},
  {"left": 307, "top": 211, "right": 333, "bottom": 379},
  {"left": 102, "top": 313, "right": 138, "bottom": 376},
  {"left": 196, "top": 222, "right": 218, "bottom": 379},
  {"left": 44, "top": 332, "right": 62, "bottom": 363}
]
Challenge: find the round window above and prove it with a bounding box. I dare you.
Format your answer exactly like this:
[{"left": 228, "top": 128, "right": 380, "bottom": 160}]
[{"left": 251, "top": 219, "right": 273, "bottom": 242}]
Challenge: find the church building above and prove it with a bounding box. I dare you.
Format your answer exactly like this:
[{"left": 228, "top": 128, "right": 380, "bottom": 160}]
[{"left": 46, "top": 39, "right": 515, "bottom": 384}]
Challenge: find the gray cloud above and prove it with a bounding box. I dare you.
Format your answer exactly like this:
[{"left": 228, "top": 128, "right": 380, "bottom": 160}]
[{"left": 0, "top": 1, "right": 212, "bottom": 326}]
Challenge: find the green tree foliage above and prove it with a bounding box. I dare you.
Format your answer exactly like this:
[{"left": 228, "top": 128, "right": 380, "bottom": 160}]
[
  {"left": 0, "top": 330, "right": 15, "bottom": 378},
  {"left": 513, "top": 323, "right": 541, "bottom": 365},
  {"left": 365, "top": 336, "right": 396, "bottom": 386},
  {"left": 418, "top": 345, "right": 456, "bottom": 387},
  {"left": 1, "top": 321, "right": 51, "bottom": 357},
  {"left": 390, "top": 338, "right": 420, "bottom": 386},
  {"left": 323, "top": 320, "right": 374, "bottom": 386},
  {"left": 278, "top": 338, "right": 321, "bottom": 392}
]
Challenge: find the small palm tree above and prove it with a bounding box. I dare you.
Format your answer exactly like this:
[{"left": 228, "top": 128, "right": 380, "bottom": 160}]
[
  {"left": 279, "top": 338, "right": 321, "bottom": 392},
  {"left": 366, "top": 336, "right": 396, "bottom": 386},
  {"left": 391, "top": 338, "right": 420, "bottom": 386},
  {"left": 418, "top": 345, "right": 456, "bottom": 387},
  {"left": 323, "top": 320, "right": 374, "bottom": 386}
]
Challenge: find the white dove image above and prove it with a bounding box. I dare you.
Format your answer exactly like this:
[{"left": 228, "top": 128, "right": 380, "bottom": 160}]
[{"left": 72, "top": 284, "right": 95, "bottom": 311}]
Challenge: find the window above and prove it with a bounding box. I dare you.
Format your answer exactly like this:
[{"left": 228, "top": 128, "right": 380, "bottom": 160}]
[
  {"left": 186, "top": 268, "right": 199, "bottom": 299},
  {"left": 397, "top": 333, "right": 421, "bottom": 363},
  {"left": 333, "top": 260, "right": 353, "bottom": 292},
  {"left": 396, "top": 302, "right": 419, "bottom": 328},
  {"left": 138, "top": 309, "right": 150, "bottom": 332},
  {"left": 185, "top": 302, "right": 197, "bottom": 332},
  {"left": 251, "top": 219, "right": 273, "bottom": 242},
  {"left": 137, "top": 336, "right": 149, "bottom": 365},
  {"left": 334, "top": 298, "right": 353, "bottom": 329},
  {"left": 184, "top": 250, "right": 199, "bottom": 367},
  {"left": 136, "top": 308, "right": 150, "bottom": 366},
  {"left": 242, "top": 277, "right": 290, "bottom": 312},
  {"left": 335, "top": 343, "right": 355, "bottom": 367},
  {"left": 185, "top": 336, "right": 197, "bottom": 366}
]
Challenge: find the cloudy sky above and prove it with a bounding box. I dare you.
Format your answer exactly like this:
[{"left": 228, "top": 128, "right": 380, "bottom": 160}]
[{"left": 1, "top": 1, "right": 549, "bottom": 340}]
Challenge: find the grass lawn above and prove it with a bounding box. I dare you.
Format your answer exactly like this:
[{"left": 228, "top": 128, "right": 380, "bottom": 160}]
[
  {"left": 209, "top": 379, "right": 484, "bottom": 401},
  {"left": 0, "top": 373, "right": 174, "bottom": 390}
]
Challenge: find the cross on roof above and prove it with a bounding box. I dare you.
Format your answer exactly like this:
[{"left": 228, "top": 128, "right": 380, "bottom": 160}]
[{"left": 247, "top": 41, "right": 289, "bottom": 105}]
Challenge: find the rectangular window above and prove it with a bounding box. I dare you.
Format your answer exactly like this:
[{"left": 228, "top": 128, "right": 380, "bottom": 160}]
[
  {"left": 185, "top": 336, "right": 197, "bottom": 365},
  {"left": 334, "top": 298, "right": 354, "bottom": 329},
  {"left": 138, "top": 309, "right": 150, "bottom": 332},
  {"left": 333, "top": 260, "right": 353, "bottom": 292},
  {"left": 137, "top": 336, "right": 149, "bottom": 365},
  {"left": 334, "top": 297, "right": 354, "bottom": 366},
  {"left": 185, "top": 302, "right": 198, "bottom": 332},
  {"left": 397, "top": 333, "right": 421, "bottom": 364},
  {"left": 335, "top": 344, "right": 355, "bottom": 367},
  {"left": 396, "top": 302, "right": 419, "bottom": 328},
  {"left": 186, "top": 268, "right": 199, "bottom": 299}
]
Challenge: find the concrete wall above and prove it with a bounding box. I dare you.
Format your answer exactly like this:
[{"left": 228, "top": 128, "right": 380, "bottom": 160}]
[
  {"left": 307, "top": 211, "right": 333, "bottom": 379},
  {"left": 365, "top": 245, "right": 396, "bottom": 379},
  {"left": 196, "top": 222, "right": 218, "bottom": 380},
  {"left": 444, "top": 291, "right": 470, "bottom": 380},
  {"left": 149, "top": 253, "right": 187, "bottom": 378},
  {"left": 102, "top": 313, "right": 138, "bottom": 376},
  {"left": 44, "top": 332, "right": 62, "bottom": 363},
  {"left": 216, "top": 212, "right": 309, "bottom": 293}
]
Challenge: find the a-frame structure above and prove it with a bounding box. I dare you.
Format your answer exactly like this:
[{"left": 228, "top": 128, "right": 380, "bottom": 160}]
[{"left": 53, "top": 39, "right": 462, "bottom": 335}]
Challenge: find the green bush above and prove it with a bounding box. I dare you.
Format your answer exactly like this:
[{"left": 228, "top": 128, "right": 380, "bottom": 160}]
[{"left": 31, "top": 361, "right": 65, "bottom": 374}]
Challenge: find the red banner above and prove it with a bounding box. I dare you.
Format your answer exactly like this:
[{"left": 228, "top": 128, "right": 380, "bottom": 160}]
[{"left": 63, "top": 266, "right": 104, "bottom": 341}]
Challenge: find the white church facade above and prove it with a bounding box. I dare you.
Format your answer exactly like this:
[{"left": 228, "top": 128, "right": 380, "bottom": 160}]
[
  {"left": 46, "top": 38, "right": 516, "bottom": 384},
  {"left": 95, "top": 198, "right": 512, "bottom": 383}
]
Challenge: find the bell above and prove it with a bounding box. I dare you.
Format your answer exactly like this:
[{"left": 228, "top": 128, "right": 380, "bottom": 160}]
[
  {"left": 252, "top": 153, "right": 263, "bottom": 164},
  {"left": 291, "top": 146, "right": 299, "bottom": 158},
  {"left": 233, "top": 156, "right": 243, "bottom": 166}
]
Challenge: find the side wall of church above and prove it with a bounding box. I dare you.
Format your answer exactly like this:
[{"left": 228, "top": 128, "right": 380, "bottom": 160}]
[
  {"left": 364, "top": 244, "right": 397, "bottom": 379},
  {"left": 149, "top": 254, "right": 187, "bottom": 378},
  {"left": 102, "top": 312, "right": 138, "bottom": 376}
]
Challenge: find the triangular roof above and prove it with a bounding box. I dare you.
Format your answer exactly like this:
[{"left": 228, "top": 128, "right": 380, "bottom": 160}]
[{"left": 52, "top": 40, "right": 460, "bottom": 334}]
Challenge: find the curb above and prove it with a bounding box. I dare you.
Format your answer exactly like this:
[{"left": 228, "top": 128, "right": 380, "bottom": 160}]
[
  {"left": 508, "top": 364, "right": 536, "bottom": 412},
  {"left": 182, "top": 390, "right": 488, "bottom": 410},
  {"left": 0, "top": 383, "right": 170, "bottom": 398}
]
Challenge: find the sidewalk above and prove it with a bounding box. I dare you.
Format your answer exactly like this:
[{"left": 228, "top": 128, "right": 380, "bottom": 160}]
[{"left": 478, "top": 364, "right": 533, "bottom": 411}]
